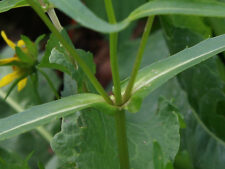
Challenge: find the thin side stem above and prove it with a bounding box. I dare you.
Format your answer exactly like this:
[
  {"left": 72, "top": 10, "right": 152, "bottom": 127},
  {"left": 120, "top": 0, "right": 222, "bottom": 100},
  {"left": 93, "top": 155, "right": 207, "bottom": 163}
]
[
  {"left": 47, "top": 8, "right": 63, "bottom": 32},
  {"left": 123, "top": 16, "right": 155, "bottom": 102},
  {"left": 104, "top": 0, "right": 122, "bottom": 105},
  {"left": 38, "top": 68, "right": 60, "bottom": 100},
  {"left": 114, "top": 110, "right": 130, "bottom": 169},
  {"left": 27, "top": 0, "right": 113, "bottom": 105}
]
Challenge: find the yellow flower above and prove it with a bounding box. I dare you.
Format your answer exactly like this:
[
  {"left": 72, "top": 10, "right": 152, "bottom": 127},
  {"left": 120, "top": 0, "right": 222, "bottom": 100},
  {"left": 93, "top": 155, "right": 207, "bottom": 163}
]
[{"left": 0, "top": 31, "right": 28, "bottom": 91}]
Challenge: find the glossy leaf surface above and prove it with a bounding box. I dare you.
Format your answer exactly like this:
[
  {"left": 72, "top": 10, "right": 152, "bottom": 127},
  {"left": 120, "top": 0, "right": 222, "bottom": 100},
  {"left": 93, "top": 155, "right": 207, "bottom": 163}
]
[
  {"left": 51, "top": 95, "right": 180, "bottom": 169},
  {"left": 0, "top": 93, "right": 116, "bottom": 141},
  {"left": 49, "top": 0, "right": 225, "bottom": 33},
  {"left": 122, "top": 34, "right": 225, "bottom": 112}
]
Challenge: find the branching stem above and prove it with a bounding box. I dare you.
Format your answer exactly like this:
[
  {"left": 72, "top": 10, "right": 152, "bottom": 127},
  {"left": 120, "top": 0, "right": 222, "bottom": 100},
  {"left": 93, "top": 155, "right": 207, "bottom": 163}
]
[
  {"left": 123, "top": 16, "right": 155, "bottom": 102},
  {"left": 27, "top": 0, "right": 113, "bottom": 104}
]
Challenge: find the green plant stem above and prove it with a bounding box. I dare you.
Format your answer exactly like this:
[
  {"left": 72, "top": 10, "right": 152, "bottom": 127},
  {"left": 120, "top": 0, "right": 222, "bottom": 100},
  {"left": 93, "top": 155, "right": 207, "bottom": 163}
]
[
  {"left": 110, "top": 33, "right": 122, "bottom": 105},
  {"left": 104, "top": 0, "right": 116, "bottom": 23},
  {"left": 27, "top": 0, "right": 113, "bottom": 105},
  {"left": 38, "top": 68, "right": 60, "bottom": 100},
  {"left": 114, "top": 110, "right": 130, "bottom": 169},
  {"left": 38, "top": 0, "right": 63, "bottom": 37},
  {"left": 123, "top": 16, "right": 155, "bottom": 102},
  {"left": 47, "top": 8, "right": 63, "bottom": 32},
  {"left": 104, "top": 0, "right": 122, "bottom": 105},
  {"left": 0, "top": 90, "right": 53, "bottom": 143}
]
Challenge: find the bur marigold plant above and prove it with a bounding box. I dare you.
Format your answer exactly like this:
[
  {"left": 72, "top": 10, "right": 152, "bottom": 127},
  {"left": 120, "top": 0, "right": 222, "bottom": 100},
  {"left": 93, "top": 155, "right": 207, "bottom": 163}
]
[{"left": 0, "top": 0, "right": 225, "bottom": 169}]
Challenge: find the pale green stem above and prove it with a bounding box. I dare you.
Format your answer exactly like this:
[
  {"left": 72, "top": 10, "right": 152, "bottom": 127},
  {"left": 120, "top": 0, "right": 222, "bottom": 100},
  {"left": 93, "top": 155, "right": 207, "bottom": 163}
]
[
  {"left": 0, "top": 90, "right": 53, "bottom": 143},
  {"left": 123, "top": 16, "right": 155, "bottom": 102},
  {"left": 104, "top": 0, "right": 122, "bottom": 105},
  {"left": 47, "top": 8, "right": 63, "bottom": 32}
]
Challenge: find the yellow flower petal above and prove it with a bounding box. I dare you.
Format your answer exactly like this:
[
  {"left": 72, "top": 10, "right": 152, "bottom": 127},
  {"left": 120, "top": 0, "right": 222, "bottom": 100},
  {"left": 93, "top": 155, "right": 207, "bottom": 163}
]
[
  {"left": 17, "top": 77, "right": 28, "bottom": 91},
  {"left": 17, "top": 40, "right": 25, "bottom": 48},
  {"left": 0, "top": 70, "right": 22, "bottom": 88},
  {"left": 0, "top": 57, "right": 20, "bottom": 65},
  {"left": 1, "top": 31, "right": 16, "bottom": 49}
]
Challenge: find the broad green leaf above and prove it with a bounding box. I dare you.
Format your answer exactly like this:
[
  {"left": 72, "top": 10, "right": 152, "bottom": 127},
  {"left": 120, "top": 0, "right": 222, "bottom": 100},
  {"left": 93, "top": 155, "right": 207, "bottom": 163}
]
[
  {"left": 178, "top": 63, "right": 225, "bottom": 169},
  {"left": 121, "top": 34, "right": 225, "bottom": 112},
  {"left": 160, "top": 13, "right": 225, "bottom": 169},
  {"left": 0, "top": 93, "right": 116, "bottom": 141},
  {"left": 182, "top": 108, "right": 225, "bottom": 169},
  {"left": 51, "top": 97, "right": 180, "bottom": 169},
  {"left": 49, "top": 0, "right": 225, "bottom": 33},
  {"left": 0, "top": 0, "right": 28, "bottom": 13}
]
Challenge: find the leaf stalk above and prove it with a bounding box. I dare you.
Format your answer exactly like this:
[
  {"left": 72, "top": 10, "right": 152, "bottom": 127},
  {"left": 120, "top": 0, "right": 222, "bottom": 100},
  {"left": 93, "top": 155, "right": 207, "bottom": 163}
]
[{"left": 123, "top": 16, "right": 155, "bottom": 102}]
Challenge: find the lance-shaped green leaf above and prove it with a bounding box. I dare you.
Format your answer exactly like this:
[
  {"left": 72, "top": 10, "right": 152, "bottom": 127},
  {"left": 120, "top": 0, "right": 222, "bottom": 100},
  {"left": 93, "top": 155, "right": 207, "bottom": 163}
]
[
  {"left": 48, "top": 0, "right": 128, "bottom": 33},
  {"left": 121, "top": 34, "right": 225, "bottom": 112},
  {"left": 0, "top": 93, "right": 117, "bottom": 141},
  {"left": 0, "top": 0, "right": 28, "bottom": 13},
  {"left": 49, "top": 0, "right": 225, "bottom": 33},
  {"left": 127, "top": 0, "right": 225, "bottom": 21}
]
